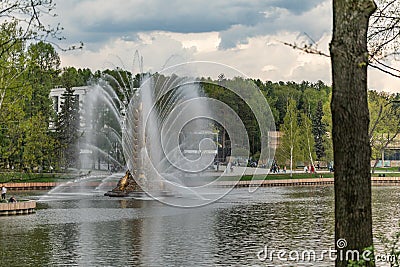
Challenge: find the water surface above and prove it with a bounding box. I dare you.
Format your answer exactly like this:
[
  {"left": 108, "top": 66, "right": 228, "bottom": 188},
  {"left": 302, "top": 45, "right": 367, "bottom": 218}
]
[{"left": 1, "top": 186, "right": 399, "bottom": 266}]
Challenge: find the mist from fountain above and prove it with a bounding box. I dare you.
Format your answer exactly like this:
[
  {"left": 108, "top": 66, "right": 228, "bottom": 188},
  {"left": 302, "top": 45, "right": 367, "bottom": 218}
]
[
  {"left": 79, "top": 81, "right": 126, "bottom": 170},
  {"left": 121, "top": 73, "right": 217, "bottom": 197},
  {"left": 40, "top": 64, "right": 140, "bottom": 201},
  {"left": 43, "top": 55, "right": 275, "bottom": 206}
]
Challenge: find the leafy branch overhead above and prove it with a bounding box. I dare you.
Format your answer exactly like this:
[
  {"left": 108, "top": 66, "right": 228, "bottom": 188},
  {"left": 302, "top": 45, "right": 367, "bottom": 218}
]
[{"left": 0, "top": 0, "right": 83, "bottom": 58}]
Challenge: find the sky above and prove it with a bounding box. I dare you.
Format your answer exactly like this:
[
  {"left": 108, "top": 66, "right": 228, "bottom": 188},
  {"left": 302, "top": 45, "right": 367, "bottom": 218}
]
[{"left": 51, "top": 0, "right": 400, "bottom": 92}]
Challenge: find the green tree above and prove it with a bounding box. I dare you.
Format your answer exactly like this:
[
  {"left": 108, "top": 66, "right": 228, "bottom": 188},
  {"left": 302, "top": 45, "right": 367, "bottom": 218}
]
[
  {"left": 0, "top": 21, "right": 25, "bottom": 112},
  {"left": 0, "top": 22, "right": 27, "bottom": 170},
  {"left": 25, "top": 41, "right": 60, "bottom": 118},
  {"left": 368, "top": 90, "right": 400, "bottom": 172},
  {"left": 0, "top": 22, "right": 64, "bottom": 171},
  {"left": 312, "top": 100, "right": 326, "bottom": 160},
  {"left": 55, "top": 87, "right": 80, "bottom": 169},
  {"left": 0, "top": 99, "right": 26, "bottom": 169},
  {"left": 255, "top": 79, "right": 280, "bottom": 124},
  {"left": 59, "top": 67, "right": 85, "bottom": 88},
  {"left": 300, "top": 113, "right": 316, "bottom": 168},
  {"left": 277, "top": 99, "right": 300, "bottom": 176},
  {"left": 322, "top": 99, "right": 333, "bottom": 165},
  {"left": 22, "top": 114, "right": 56, "bottom": 171},
  {"left": 202, "top": 77, "right": 262, "bottom": 158}
]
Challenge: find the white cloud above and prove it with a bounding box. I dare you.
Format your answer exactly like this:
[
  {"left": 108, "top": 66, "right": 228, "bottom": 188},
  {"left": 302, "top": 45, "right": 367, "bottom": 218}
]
[
  {"left": 368, "top": 61, "right": 400, "bottom": 93},
  {"left": 60, "top": 31, "right": 331, "bottom": 82},
  {"left": 262, "top": 65, "right": 278, "bottom": 72},
  {"left": 218, "top": 0, "right": 331, "bottom": 48},
  {"left": 53, "top": 0, "right": 330, "bottom": 49},
  {"left": 55, "top": 0, "right": 400, "bottom": 94},
  {"left": 170, "top": 32, "right": 220, "bottom": 53}
]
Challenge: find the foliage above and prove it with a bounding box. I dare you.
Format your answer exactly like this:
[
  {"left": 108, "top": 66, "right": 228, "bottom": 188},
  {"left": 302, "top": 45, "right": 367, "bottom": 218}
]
[
  {"left": 312, "top": 100, "right": 326, "bottom": 160},
  {"left": 3, "top": 13, "right": 398, "bottom": 176},
  {"left": 276, "top": 98, "right": 300, "bottom": 176},
  {"left": 201, "top": 78, "right": 331, "bottom": 161},
  {"left": 322, "top": 97, "right": 333, "bottom": 164},
  {"left": 347, "top": 246, "right": 375, "bottom": 267},
  {"left": 202, "top": 77, "right": 262, "bottom": 157},
  {"left": 0, "top": 1, "right": 82, "bottom": 171},
  {"left": 258, "top": 80, "right": 330, "bottom": 128},
  {"left": 22, "top": 114, "right": 57, "bottom": 171},
  {"left": 300, "top": 112, "right": 316, "bottom": 166},
  {"left": 368, "top": 90, "right": 400, "bottom": 172},
  {"left": 25, "top": 41, "right": 60, "bottom": 119},
  {"left": 55, "top": 87, "right": 80, "bottom": 168}
]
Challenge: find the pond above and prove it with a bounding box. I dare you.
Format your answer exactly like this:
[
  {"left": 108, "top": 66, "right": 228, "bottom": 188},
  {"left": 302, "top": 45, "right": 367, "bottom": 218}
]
[{"left": 0, "top": 186, "right": 399, "bottom": 266}]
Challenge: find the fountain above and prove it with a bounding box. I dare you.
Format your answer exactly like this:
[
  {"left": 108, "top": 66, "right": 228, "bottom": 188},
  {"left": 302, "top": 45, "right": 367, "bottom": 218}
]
[
  {"left": 66, "top": 57, "right": 276, "bottom": 207},
  {"left": 41, "top": 54, "right": 276, "bottom": 207},
  {"left": 104, "top": 71, "right": 217, "bottom": 198}
]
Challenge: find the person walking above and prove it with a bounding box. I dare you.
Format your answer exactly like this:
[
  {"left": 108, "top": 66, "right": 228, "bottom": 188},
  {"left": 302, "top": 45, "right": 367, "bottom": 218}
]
[{"left": 1, "top": 186, "right": 7, "bottom": 200}]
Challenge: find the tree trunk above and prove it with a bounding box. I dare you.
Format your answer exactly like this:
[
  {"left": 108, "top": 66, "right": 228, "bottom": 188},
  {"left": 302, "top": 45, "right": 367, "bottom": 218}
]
[
  {"left": 371, "top": 157, "right": 379, "bottom": 174},
  {"left": 290, "top": 146, "right": 293, "bottom": 177},
  {"left": 307, "top": 134, "right": 315, "bottom": 170},
  {"left": 330, "top": 1, "right": 376, "bottom": 266}
]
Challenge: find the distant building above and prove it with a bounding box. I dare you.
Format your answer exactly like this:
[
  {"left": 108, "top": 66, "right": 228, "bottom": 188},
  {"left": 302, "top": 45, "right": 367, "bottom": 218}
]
[
  {"left": 373, "top": 134, "right": 400, "bottom": 167},
  {"left": 268, "top": 131, "right": 282, "bottom": 150},
  {"left": 180, "top": 130, "right": 218, "bottom": 160},
  {"left": 49, "top": 86, "right": 90, "bottom": 129},
  {"left": 50, "top": 86, "right": 89, "bottom": 112}
]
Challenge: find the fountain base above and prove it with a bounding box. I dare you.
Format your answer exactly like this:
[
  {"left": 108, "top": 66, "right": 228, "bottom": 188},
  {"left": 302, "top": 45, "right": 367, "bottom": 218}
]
[
  {"left": 104, "top": 191, "right": 130, "bottom": 197},
  {"left": 104, "top": 170, "right": 176, "bottom": 199},
  {"left": 104, "top": 170, "right": 144, "bottom": 197}
]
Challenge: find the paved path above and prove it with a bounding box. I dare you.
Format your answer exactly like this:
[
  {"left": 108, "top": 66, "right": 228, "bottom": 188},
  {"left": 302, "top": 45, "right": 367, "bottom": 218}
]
[{"left": 212, "top": 165, "right": 331, "bottom": 176}]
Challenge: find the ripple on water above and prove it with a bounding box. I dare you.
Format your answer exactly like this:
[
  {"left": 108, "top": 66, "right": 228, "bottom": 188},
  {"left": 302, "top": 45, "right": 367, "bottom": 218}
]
[{"left": 1, "top": 186, "right": 399, "bottom": 266}]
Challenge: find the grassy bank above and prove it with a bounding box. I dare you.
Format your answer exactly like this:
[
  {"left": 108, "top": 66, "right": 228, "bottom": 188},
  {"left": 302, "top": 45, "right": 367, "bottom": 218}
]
[
  {"left": 239, "top": 173, "right": 334, "bottom": 181},
  {"left": 232, "top": 172, "right": 400, "bottom": 181},
  {"left": 0, "top": 172, "right": 77, "bottom": 183},
  {"left": 374, "top": 167, "right": 400, "bottom": 172},
  {"left": 1, "top": 171, "right": 400, "bottom": 184}
]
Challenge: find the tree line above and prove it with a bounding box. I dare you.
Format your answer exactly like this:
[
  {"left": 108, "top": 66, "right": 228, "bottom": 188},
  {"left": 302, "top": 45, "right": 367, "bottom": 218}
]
[
  {"left": 0, "top": 1, "right": 397, "bottom": 174},
  {"left": 0, "top": 32, "right": 398, "bottom": 173}
]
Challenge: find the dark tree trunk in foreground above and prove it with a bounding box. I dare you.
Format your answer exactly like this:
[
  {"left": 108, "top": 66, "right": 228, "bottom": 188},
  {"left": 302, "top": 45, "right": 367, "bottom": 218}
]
[{"left": 330, "top": 0, "right": 376, "bottom": 266}]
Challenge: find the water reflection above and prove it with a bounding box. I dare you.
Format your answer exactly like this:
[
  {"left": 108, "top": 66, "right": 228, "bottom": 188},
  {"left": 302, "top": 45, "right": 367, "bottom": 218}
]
[{"left": 1, "top": 186, "right": 399, "bottom": 266}]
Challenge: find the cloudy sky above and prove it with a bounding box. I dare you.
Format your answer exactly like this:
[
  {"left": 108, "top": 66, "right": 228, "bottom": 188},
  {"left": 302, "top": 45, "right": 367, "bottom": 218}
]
[{"left": 51, "top": 0, "right": 400, "bottom": 92}]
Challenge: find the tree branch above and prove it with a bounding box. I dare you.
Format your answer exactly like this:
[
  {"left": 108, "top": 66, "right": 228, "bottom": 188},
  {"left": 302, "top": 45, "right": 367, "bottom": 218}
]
[
  {"left": 280, "top": 41, "right": 330, "bottom": 57},
  {"left": 369, "top": 63, "right": 400, "bottom": 78}
]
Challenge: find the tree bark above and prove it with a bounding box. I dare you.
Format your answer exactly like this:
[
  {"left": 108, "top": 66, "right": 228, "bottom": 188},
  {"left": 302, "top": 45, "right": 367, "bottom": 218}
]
[{"left": 330, "top": 1, "right": 377, "bottom": 266}]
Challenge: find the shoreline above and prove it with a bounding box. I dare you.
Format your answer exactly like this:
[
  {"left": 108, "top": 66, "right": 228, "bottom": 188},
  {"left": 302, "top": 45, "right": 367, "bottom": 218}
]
[
  {"left": 3, "top": 176, "right": 400, "bottom": 190},
  {"left": 0, "top": 200, "right": 36, "bottom": 216}
]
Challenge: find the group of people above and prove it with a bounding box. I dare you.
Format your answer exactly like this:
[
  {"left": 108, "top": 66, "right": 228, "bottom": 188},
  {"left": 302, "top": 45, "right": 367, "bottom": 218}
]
[
  {"left": 1, "top": 186, "right": 17, "bottom": 203},
  {"left": 270, "top": 161, "right": 287, "bottom": 173},
  {"left": 304, "top": 164, "right": 317, "bottom": 173}
]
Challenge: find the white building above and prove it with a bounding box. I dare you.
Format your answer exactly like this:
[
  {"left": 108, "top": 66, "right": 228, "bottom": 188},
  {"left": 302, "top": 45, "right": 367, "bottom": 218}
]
[
  {"left": 49, "top": 86, "right": 90, "bottom": 128},
  {"left": 50, "top": 86, "right": 89, "bottom": 113}
]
